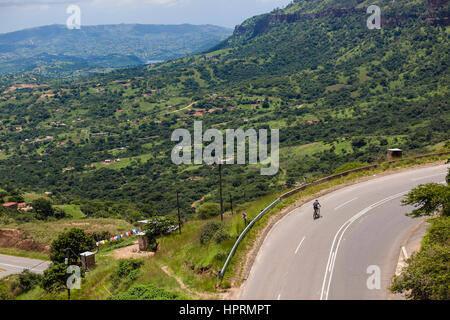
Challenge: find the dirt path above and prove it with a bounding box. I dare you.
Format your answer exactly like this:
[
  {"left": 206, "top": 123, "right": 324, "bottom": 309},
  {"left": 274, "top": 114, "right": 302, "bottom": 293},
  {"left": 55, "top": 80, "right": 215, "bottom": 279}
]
[
  {"left": 191, "top": 195, "right": 207, "bottom": 208},
  {"left": 112, "top": 241, "right": 154, "bottom": 259},
  {"left": 166, "top": 102, "right": 197, "bottom": 115},
  {"left": 160, "top": 265, "right": 224, "bottom": 300}
]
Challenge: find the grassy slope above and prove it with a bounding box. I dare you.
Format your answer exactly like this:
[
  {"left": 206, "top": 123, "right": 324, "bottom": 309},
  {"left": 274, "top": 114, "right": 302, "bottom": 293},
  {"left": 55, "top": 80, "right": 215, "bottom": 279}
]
[
  {"left": 6, "top": 153, "right": 447, "bottom": 300},
  {"left": 0, "top": 218, "right": 133, "bottom": 247}
]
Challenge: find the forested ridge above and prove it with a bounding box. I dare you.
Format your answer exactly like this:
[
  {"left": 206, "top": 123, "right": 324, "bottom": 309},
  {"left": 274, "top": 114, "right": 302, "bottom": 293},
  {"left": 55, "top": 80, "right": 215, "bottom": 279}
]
[{"left": 0, "top": 0, "right": 448, "bottom": 223}]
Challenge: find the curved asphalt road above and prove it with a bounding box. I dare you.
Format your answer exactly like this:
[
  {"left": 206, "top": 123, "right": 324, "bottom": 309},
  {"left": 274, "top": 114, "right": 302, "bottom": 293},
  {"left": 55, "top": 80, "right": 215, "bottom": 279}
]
[
  {"left": 240, "top": 164, "right": 449, "bottom": 300},
  {"left": 0, "top": 254, "right": 50, "bottom": 279}
]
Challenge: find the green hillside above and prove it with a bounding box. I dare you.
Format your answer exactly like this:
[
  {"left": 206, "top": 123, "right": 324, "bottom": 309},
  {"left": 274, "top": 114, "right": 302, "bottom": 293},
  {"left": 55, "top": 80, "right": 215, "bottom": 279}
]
[{"left": 0, "top": 0, "right": 448, "bottom": 221}]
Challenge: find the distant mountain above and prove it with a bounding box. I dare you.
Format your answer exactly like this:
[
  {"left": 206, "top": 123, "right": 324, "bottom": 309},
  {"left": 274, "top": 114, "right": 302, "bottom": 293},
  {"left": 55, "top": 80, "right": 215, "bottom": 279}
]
[
  {"left": 0, "top": 24, "right": 232, "bottom": 76},
  {"left": 0, "top": 0, "right": 448, "bottom": 213}
]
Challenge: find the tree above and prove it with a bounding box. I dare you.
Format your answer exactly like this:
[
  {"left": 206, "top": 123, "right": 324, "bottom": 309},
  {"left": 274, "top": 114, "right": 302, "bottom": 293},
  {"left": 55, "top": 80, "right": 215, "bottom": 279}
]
[
  {"left": 32, "top": 198, "right": 54, "bottom": 220},
  {"left": 41, "top": 263, "right": 68, "bottom": 293},
  {"left": 143, "top": 216, "right": 178, "bottom": 251},
  {"left": 50, "top": 228, "right": 95, "bottom": 265},
  {"left": 402, "top": 183, "right": 450, "bottom": 217},
  {"left": 351, "top": 138, "right": 367, "bottom": 149}
]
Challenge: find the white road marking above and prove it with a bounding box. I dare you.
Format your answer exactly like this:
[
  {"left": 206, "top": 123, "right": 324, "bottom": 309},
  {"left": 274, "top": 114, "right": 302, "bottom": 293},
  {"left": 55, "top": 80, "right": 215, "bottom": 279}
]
[
  {"left": 334, "top": 198, "right": 358, "bottom": 210},
  {"left": 320, "top": 191, "right": 408, "bottom": 300},
  {"left": 294, "top": 236, "right": 306, "bottom": 255},
  {"left": 328, "top": 252, "right": 335, "bottom": 272},
  {"left": 277, "top": 294, "right": 281, "bottom": 300},
  {"left": 411, "top": 173, "right": 444, "bottom": 181},
  {"left": 402, "top": 246, "right": 408, "bottom": 259}
]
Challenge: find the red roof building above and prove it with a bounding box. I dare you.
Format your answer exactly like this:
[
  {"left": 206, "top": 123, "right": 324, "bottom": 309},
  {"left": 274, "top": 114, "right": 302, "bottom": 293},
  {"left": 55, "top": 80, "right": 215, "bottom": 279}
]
[{"left": 2, "top": 202, "right": 18, "bottom": 208}]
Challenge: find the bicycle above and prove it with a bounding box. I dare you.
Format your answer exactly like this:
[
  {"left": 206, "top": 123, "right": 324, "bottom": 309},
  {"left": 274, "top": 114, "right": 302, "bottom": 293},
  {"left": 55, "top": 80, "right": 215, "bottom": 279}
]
[{"left": 313, "top": 207, "right": 321, "bottom": 220}]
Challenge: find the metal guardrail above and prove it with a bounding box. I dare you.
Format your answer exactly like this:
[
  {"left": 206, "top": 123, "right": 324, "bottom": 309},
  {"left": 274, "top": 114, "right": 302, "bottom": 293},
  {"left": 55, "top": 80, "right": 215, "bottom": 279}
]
[
  {"left": 218, "top": 151, "right": 450, "bottom": 279},
  {"left": 218, "top": 198, "right": 281, "bottom": 279}
]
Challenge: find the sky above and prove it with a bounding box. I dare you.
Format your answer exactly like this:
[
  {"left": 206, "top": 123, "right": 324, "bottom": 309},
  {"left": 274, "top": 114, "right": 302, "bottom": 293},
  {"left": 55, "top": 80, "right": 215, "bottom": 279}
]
[{"left": 0, "top": 0, "right": 293, "bottom": 34}]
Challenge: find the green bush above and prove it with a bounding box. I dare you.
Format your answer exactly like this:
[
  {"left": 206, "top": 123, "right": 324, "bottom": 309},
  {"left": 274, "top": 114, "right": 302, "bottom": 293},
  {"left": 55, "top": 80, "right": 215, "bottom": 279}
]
[
  {"left": 50, "top": 228, "right": 95, "bottom": 265},
  {"left": 422, "top": 217, "right": 450, "bottom": 249},
  {"left": 200, "top": 222, "right": 221, "bottom": 245},
  {"left": 41, "top": 263, "right": 69, "bottom": 293},
  {"left": 213, "top": 252, "right": 227, "bottom": 262},
  {"left": 108, "top": 284, "right": 179, "bottom": 300},
  {"left": 391, "top": 243, "right": 450, "bottom": 300},
  {"left": 11, "top": 270, "right": 42, "bottom": 294},
  {"left": 198, "top": 203, "right": 220, "bottom": 219},
  {"left": 390, "top": 216, "right": 450, "bottom": 300},
  {"left": 199, "top": 222, "right": 230, "bottom": 245},
  {"left": 0, "top": 282, "right": 11, "bottom": 300},
  {"left": 110, "top": 259, "right": 144, "bottom": 290},
  {"left": 213, "top": 228, "right": 230, "bottom": 244}
]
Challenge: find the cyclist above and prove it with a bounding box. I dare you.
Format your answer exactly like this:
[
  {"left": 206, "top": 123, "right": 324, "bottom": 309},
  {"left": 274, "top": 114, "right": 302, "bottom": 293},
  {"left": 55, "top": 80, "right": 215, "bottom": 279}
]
[{"left": 313, "top": 200, "right": 321, "bottom": 219}]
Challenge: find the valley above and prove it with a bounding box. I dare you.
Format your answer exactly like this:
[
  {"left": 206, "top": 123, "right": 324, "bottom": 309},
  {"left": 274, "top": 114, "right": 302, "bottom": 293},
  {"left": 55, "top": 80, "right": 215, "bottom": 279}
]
[{"left": 0, "top": 0, "right": 448, "bottom": 302}]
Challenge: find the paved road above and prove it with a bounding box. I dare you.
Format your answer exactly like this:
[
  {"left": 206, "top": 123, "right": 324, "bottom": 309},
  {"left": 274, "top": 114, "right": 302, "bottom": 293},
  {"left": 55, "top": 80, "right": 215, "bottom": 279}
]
[
  {"left": 0, "top": 254, "right": 50, "bottom": 279},
  {"left": 240, "top": 164, "right": 449, "bottom": 300}
]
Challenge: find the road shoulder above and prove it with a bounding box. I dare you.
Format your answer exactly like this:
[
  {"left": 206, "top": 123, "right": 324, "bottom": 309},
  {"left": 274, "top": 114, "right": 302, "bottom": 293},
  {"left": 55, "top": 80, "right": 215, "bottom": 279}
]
[{"left": 389, "top": 219, "right": 429, "bottom": 300}]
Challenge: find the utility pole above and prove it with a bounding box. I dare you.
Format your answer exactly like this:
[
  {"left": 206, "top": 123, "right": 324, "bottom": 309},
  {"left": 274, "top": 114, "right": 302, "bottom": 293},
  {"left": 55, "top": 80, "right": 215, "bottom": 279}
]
[
  {"left": 219, "top": 163, "right": 223, "bottom": 222},
  {"left": 176, "top": 191, "right": 182, "bottom": 234},
  {"left": 229, "top": 194, "right": 234, "bottom": 215}
]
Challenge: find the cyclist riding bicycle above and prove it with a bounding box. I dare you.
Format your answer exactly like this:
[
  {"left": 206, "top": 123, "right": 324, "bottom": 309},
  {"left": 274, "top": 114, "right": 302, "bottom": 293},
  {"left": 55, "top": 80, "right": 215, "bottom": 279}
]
[{"left": 313, "top": 200, "right": 321, "bottom": 219}]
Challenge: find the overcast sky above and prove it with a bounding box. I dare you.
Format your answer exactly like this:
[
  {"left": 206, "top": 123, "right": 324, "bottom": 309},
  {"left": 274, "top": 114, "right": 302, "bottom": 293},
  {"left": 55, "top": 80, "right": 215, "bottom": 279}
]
[{"left": 0, "top": 0, "right": 293, "bottom": 34}]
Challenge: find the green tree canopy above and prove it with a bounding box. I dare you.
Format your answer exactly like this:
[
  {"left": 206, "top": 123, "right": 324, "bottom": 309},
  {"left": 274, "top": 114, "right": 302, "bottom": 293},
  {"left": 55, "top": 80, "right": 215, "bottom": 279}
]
[
  {"left": 143, "top": 216, "right": 178, "bottom": 251},
  {"left": 50, "top": 228, "right": 95, "bottom": 265},
  {"left": 402, "top": 183, "right": 450, "bottom": 217},
  {"left": 41, "top": 263, "right": 69, "bottom": 293},
  {"left": 32, "top": 198, "right": 54, "bottom": 220}
]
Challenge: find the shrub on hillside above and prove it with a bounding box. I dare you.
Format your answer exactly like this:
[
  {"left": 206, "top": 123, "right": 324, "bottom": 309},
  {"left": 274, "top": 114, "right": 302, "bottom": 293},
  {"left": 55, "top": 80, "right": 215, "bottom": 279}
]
[
  {"left": 110, "top": 259, "right": 144, "bottom": 290},
  {"left": 422, "top": 217, "right": 450, "bottom": 249},
  {"left": 108, "top": 284, "right": 179, "bottom": 300},
  {"left": 11, "top": 269, "right": 42, "bottom": 294},
  {"left": 213, "top": 228, "right": 230, "bottom": 244},
  {"left": 41, "top": 263, "right": 69, "bottom": 293},
  {"left": 0, "top": 282, "right": 11, "bottom": 300},
  {"left": 390, "top": 242, "right": 450, "bottom": 300},
  {"left": 200, "top": 222, "right": 229, "bottom": 245},
  {"left": 390, "top": 215, "right": 450, "bottom": 299},
  {"left": 200, "top": 222, "right": 221, "bottom": 245},
  {"left": 198, "top": 203, "right": 220, "bottom": 219}
]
